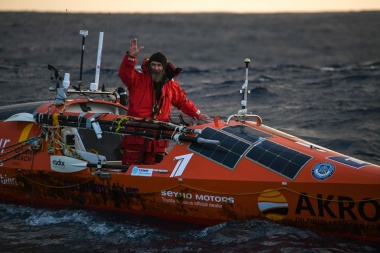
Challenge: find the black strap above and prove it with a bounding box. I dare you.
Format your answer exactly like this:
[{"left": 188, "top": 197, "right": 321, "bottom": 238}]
[
  {"left": 137, "top": 138, "right": 150, "bottom": 164},
  {"left": 154, "top": 81, "right": 164, "bottom": 103},
  {"left": 152, "top": 81, "right": 165, "bottom": 119}
]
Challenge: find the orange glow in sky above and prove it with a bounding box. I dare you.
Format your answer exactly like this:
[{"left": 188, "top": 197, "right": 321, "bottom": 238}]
[{"left": 1, "top": 0, "right": 380, "bottom": 13}]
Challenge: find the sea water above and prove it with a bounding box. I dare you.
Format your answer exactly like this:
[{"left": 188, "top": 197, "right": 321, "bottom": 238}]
[{"left": 0, "top": 12, "right": 379, "bottom": 252}]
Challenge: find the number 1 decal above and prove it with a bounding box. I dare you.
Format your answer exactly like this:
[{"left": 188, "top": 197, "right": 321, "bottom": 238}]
[{"left": 170, "top": 153, "right": 193, "bottom": 177}]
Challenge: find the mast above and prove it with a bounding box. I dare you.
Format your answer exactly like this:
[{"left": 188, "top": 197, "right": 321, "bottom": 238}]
[{"left": 238, "top": 58, "right": 251, "bottom": 115}]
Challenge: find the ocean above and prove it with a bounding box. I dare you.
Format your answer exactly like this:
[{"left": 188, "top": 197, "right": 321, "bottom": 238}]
[{"left": 0, "top": 12, "right": 379, "bottom": 252}]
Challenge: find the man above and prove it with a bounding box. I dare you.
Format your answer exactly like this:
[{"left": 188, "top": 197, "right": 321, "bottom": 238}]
[{"left": 118, "top": 38, "right": 211, "bottom": 165}]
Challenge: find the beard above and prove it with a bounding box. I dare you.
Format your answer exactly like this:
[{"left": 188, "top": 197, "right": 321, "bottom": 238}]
[{"left": 150, "top": 68, "right": 165, "bottom": 83}]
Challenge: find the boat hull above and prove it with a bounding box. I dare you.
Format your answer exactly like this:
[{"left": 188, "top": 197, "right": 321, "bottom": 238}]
[
  {"left": 1, "top": 167, "right": 379, "bottom": 240},
  {"left": 1, "top": 100, "right": 379, "bottom": 242}
]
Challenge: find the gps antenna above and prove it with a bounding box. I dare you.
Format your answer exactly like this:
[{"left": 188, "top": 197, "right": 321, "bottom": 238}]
[
  {"left": 78, "top": 30, "right": 88, "bottom": 90},
  {"left": 238, "top": 58, "right": 251, "bottom": 115}
]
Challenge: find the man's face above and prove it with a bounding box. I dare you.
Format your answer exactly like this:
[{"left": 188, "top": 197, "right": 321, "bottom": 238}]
[{"left": 150, "top": 61, "right": 165, "bottom": 83}]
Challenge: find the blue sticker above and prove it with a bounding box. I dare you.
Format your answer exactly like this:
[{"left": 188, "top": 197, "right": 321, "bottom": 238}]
[
  {"left": 312, "top": 162, "right": 335, "bottom": 180},
  {"left": 132, "top": 166, "right": 139, "bottom": 174},
  {"left": 327, "top": 156, "right": 369, "bottom": 169}
]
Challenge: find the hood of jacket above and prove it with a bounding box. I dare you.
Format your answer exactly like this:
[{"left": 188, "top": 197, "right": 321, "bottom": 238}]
[{"left": 141, "top": 58, "right": 182, "bottom": 80}]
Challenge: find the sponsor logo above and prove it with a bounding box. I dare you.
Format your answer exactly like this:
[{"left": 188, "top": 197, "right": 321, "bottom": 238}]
[
  {"left": 0, "top": 174, "right": 18, "bottom": 185},
  {"left": 0, "top": 138, "right": 10, "bottom": 154},
  {"left": 131, "top": 166, "right": 153, "bottom": 177},
  {"left": 312, "top": 162, "right": 335, "bottom": 180},
  {"left": 258, "top": 189, "right": 289, "bottom": 220},
  {"left": 161, "top": 190, "right": 234, "bottom": 209},
  {"left": 50, "top": 156, "right": 87, "bottom": 173},
  {"left": 52, "top": 159, "right": 65, "bottom": 167},
  {"left": 296, "top": 193, "right": 380, "bottom": 222}
]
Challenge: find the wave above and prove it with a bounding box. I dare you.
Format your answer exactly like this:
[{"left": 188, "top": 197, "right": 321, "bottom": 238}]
[
  {"left": 1, "top": 204, "right": 379, "bottom": 252},
  {"left": 251, "top": 86, "right": 277, "bottom": 97},
  {"left": 267, "top": 64, "right": 316, "bottom": 72}
]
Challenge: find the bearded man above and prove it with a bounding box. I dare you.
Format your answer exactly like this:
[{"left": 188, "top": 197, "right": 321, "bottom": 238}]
[{"left": 118, "top": 38, "right": 211, "bottom": 165}]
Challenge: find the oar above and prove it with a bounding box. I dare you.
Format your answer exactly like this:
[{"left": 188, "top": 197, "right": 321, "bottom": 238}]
[
  {"left": 34, "top": 113, "right": 219, "bottom": 145},
  {"left": 34, "top": 113, "right": 201, "bottom": 134},
  {"left": 51, "top": 156, "right": 165, "bottom": 173},
  {"left": 87, "top": 162, "right": 128, "bottom": 170},
  {"left": 88, "top": 162, "right": 168, "bottom": 173}
]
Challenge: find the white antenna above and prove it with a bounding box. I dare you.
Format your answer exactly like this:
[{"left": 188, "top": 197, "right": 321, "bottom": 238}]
[
  {"left": 91, "top": 31, "right": 104, "bottom": 91},
  {"left": 238, "top": 58, "right": 251, "bottom": 115},
  {"left": 226, "top": 58, "right": 262, "bottom": 125}
]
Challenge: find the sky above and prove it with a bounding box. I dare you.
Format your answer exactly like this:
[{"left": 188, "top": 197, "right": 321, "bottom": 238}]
[{"left": 1, "top": 0, "right": 380, "bottom": 13}]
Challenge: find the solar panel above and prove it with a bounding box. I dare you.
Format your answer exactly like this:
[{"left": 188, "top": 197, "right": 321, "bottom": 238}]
[
  {"left": 327, "top": 156, "right": 369, "bottom": 169},
  {"left": 246, "top": 139, "right": 312, "bottom": 179},
  {"left": 188, "top": 125, "right": 312, "bottom": 179},
  {"left": 188, "top": 127, "right": 250, "bottom": 170},
  {"left": 222, "top": 125, "right": 272, "bottom": 142}
]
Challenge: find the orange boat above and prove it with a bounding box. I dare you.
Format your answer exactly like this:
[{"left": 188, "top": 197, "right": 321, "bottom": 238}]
[{"left": 0, "top": 34, "right": 379, "bottom": 242}]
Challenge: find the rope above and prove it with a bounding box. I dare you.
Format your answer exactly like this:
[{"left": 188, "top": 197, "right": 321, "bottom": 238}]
[
  {"left": 16, "top": 172, "right": 93, "bottom": 189},
  {"left": 113, "top": 116, "right": 129, "bottom": 133},
  {"left": 42, "top": 124, "right": 83, "bottom": 159},
  {"left": 180, "top": 183, "right": 280, "bottom": 197},
  {"left": 0, "top": 137, "right": 41, "bottom": 163},
  {"left": 46, "top": 127, "right": 60, "bottom": 154},
  {"left": 94, "top": 180, "right": 181, "bottom": 195},
  {"left": 52, "top": 113, "right": 59, "bottom": 126},
  {"left": 89, "top": 149, "right": 101, "bottom": 162},
  {"left": 131, "top": 183, "right": 380, "bottom": 203},
  {"left": 1, "top": 172, "right": 378, "bottom": 204},
  {"left": 171, "top": 126, "right": 180, "bottom": 140},
  {"left": 0, "top": 136, "right": 40, "bottom": 152}
]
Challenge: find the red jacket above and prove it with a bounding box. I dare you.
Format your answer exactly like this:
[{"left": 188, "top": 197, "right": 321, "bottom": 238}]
[{"left": 118, "top": 53, "right": 200, "bottom": 122}]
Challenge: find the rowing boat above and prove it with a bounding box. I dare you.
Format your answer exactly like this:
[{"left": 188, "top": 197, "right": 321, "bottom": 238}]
[{"left": 0, "top": 31, "right": 379, "bottom": 242}]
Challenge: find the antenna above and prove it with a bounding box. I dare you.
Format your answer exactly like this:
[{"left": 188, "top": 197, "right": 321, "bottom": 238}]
[
  {"left": 226, "top": 58, "right": 262, "bottom": 125},
  {"left": 78, "top": 30, "right": 88, "bottom": 90},
  {"left": 90, "top": 31, "right": 104, "bottom": 91},
  {"left": 238, "top": 58, "right": 251, "bottom": 115}
]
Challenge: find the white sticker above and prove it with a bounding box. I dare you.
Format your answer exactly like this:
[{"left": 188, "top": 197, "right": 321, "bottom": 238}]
[
  {"left": 170, "top": 153, "right": 193, "bottom": 177},
  {"left": 131, "top": 166, "right": 153, "bottom": 177}
]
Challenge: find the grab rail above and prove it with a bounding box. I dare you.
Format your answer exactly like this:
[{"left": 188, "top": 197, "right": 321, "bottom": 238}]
[{"left": 226, "top": 114, "right": 262, "bottom": 125}]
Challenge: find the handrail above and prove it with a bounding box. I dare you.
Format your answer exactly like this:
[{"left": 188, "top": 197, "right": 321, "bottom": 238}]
[{"left": 226, "top": 114, "right": 262, "bottom": 125}]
